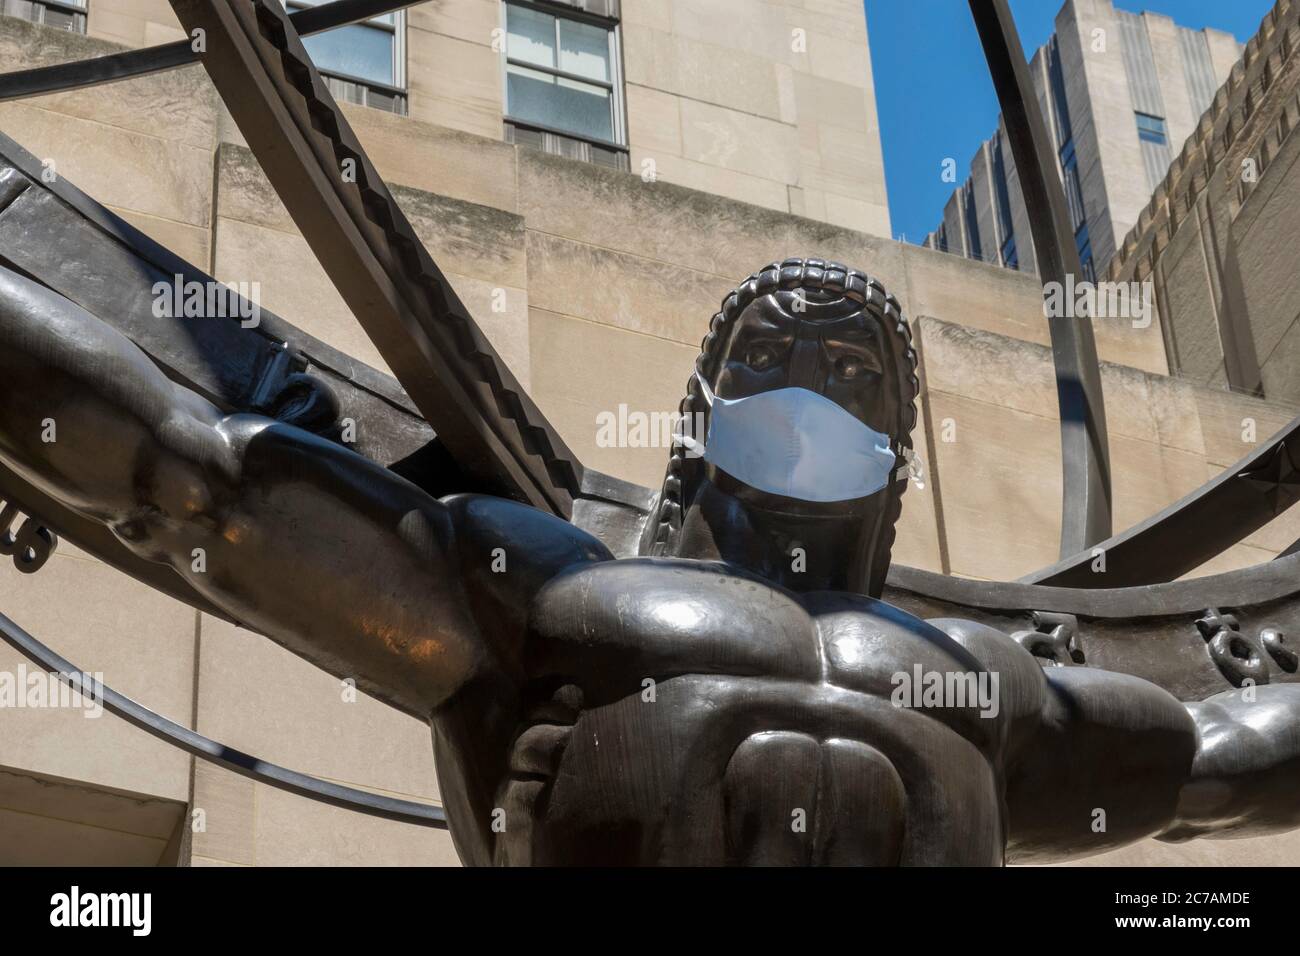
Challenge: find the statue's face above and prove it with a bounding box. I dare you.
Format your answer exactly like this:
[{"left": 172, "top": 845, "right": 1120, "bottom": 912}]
[
  {"left": 695, "top": 289, "right": 901, "bottom": 515},
  {"left": 712, "top": 291, "right": 898, "bottom": 437}
]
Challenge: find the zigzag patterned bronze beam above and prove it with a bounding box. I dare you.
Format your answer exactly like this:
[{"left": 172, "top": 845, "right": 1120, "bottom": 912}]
[
  {"left": 0, "top": 0, "right": 421, "bottom": 103},
  {"left": 168, "top": 0, "right": 583, "bottom": 517}
]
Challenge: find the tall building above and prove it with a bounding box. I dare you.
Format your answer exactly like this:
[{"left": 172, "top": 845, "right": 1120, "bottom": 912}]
[{"left": 924, "top": 0, "right": 1243, "bottom": 279}]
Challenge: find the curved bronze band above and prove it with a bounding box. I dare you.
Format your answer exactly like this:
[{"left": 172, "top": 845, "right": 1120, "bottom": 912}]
[
  {"left": 0, "top": 609, "right": 448, "bottom": 830},
  {"left": 968, "top": 0, "right": 1113, "bottom": 557}
]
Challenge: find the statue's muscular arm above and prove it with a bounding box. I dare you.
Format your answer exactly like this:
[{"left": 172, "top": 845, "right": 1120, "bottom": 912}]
[
  {"left": 933, "top": 618, "right": 1300, "bottom": 861},
  {"left": 0, "top": 269, "right": 566, "bottom": 716}
]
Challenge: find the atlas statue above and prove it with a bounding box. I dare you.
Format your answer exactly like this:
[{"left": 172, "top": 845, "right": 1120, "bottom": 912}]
[{"left": 2, "top": 258, "right": 1299, "bottom": 865}]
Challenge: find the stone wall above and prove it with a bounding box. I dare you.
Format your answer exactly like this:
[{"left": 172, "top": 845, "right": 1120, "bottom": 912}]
[{"left": 77, "top": 0, "right": 892, "bottom": 236}]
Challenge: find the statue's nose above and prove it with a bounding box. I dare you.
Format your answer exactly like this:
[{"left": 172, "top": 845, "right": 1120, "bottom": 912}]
[{"left": 788, "top": 336, "right": 821, "bottom": 389}]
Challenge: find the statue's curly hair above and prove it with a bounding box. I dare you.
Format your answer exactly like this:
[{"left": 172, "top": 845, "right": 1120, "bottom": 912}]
[{"left": 639, "top": 257, "right": 919, "bottom": 597}]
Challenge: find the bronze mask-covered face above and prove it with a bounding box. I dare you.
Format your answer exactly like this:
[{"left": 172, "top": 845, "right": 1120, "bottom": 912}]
[{"left": 642, "top": 258, "right": 919, "bottom": 598}]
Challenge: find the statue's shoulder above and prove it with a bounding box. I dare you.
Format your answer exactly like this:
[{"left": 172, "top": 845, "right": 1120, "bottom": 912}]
[{"left": 441, "top": 493, "right": 615, "bottom": 573}]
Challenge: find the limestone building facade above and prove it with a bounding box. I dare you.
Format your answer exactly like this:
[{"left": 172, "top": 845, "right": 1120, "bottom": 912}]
[{"left": 1101, "top": 0, "right": 1300, "bottom": 405}]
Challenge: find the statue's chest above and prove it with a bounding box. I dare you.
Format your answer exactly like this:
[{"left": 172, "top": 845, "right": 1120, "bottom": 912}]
[
  {"left": 522, "top": 559, "right": 826, "bottom": 690},
  {"left": 491, "top": 672, "right": 1003, "bottom": 865}
]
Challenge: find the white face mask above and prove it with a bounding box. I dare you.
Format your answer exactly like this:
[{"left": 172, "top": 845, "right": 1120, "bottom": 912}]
[{"left": 684, "top": 372, "right": 898, "bottom": 503}]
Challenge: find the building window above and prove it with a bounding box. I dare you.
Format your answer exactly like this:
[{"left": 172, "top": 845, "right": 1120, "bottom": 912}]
[
  {"left": 1135, "top": 111, "right": 1172, "bottom": 192},
  {"left": 502, "top": 1, "right": 628, "bottom": 169},
  {"left": 1046, "top": 37, "right": 1073, "bottom": 149},
  {"left": 285, "top": 0, "right": 407, "bottom": 115},
  {"left": 3, "top": 0, "right": 87, "bottom": 33},
  {"left": 1058, "top": 139, "right": 1094, "bottom": 280},
  {"left": 1001, "top": 234, "right": 1018, "bottom": 271},
  {"left": 1136, "top": 112, "right": 1168, "bottom": 145},
  {"left": 933, "top": 224, "right": 949, "bottom": 254},
  {"left": 1059, "top": 140, "right": 1085, "bottom": 230},
  {"left": 1048, "top": 37, "right": 1096, "bottom": 279},
  {"left": 1076, "top": 225, "right": 1095, "bottom": 283},
  {"left": 962, "top": 183, "right": 982, "bottom": 263},
  {"left": 991, "top": 134, "right": 1018, "bottom": 271}
]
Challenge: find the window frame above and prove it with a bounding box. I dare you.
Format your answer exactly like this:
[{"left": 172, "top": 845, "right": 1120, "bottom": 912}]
[
  {"left": 500, "top": 0, "right": 628, "bottom": 153},
  {"left": 284, "top": 0, "right": 408, "bottom": 97}
]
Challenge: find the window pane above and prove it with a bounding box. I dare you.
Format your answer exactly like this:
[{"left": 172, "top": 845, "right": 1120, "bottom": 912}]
[
  {"left": 506, "top": 64, "right": 613, "bottom": 142},
  {"left": 559, "top": 18, "right": 610, "bottom": 82},
  {"left": 507, "top": 4, "right": 556, "bottom": 69},
  {"left": 289, "top": 0, "right": 393, "bottom": 26},
  {"left": 303, "top": 23, "right": 395, "bottom": 86},
  {"left": 1136, "top": 112, "right": 1167, "bottom": 139},
  {"left": 41, "top": 5, "right": 80, "bottom": 29}
]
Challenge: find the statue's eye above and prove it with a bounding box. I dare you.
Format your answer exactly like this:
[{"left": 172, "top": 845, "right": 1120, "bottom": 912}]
[
  {"left": 745, "top": 345, "right": 777, "bottom": 370},
  {"left": 836, "top": 355, "right": 865, "bottom": 379}
]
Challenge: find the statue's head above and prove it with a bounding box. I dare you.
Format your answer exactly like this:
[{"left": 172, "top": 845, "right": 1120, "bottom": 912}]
[{"left": 642, "top": 258, "right": 918, "bottom": 597}]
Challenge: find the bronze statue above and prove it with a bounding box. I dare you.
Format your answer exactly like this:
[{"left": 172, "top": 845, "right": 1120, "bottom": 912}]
[{"left": 3, "top": 257, "right": 1299, "bottom": 865}]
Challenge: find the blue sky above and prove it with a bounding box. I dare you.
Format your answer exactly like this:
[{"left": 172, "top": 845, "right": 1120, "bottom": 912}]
[{"left": 865, "top": 0, "right": 1275, "bottom": 245}]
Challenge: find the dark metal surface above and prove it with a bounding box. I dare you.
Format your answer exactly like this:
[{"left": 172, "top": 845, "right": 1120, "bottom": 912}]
[
  {"left": 969, "top": 0, "right": 1113, "bottom": 556},
  {"left": 0, "top": 609, "right": 447, "bottom": 830},
  {"left": 0, "top": 133, "right": 453, "bottom": 622},
  {"left": 167, "top": 0, "right": 582, "bottom": 517},
  {"left": 0, "top": 0, "right": 423, "bottom": 103}
]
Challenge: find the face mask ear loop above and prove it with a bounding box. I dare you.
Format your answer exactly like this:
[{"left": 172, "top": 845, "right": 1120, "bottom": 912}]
[{"left": 896, "top": 446, "right": 926, "bottom": 490}]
